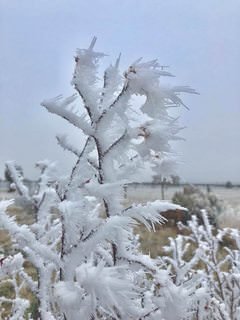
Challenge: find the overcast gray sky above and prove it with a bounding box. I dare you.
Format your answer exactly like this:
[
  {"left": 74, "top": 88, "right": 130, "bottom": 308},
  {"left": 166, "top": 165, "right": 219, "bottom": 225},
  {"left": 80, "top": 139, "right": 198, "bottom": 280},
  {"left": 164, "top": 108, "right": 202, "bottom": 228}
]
[{"left": 1, "top": 0, "right": 240, "bottom": 183}]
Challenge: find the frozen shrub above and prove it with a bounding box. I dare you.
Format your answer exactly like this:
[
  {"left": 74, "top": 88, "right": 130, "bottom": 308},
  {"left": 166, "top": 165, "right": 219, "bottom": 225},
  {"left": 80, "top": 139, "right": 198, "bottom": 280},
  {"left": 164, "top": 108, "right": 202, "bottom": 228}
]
[
  {"left": 162, "top": 211, "right": 240, "bottom": 319},
  {"left": 172, "top": 185, "right": 224, "bottom": 225},
  {"left": 0, "top": 39, "right": 197, "bottom": 319}
]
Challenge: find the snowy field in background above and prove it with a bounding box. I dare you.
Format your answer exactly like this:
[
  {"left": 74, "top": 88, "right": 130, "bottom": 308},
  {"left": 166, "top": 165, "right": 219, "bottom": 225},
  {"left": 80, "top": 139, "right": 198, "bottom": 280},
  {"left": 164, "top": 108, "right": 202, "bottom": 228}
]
[
  {"left": 0, "top": 191, "right": 15, "bottom": 200},
  {"left": 1, "top": 184, "right": 239, "bottom": 207},
  {"left": 125, "top": 184, "right": 240, "bottom": 208}
]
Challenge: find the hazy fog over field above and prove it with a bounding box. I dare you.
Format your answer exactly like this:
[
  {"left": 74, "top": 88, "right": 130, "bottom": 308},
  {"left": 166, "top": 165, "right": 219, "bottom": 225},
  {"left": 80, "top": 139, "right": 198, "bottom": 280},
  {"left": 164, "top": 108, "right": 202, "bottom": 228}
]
[{"left": 1, "top": 0, "right": 240, "bottom": 183}]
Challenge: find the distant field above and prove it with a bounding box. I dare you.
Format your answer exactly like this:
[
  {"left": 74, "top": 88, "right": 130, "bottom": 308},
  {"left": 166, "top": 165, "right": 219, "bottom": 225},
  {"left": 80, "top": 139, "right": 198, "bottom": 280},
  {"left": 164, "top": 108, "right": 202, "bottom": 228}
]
[
  {"left": 125, "top": 184, "right": 240, "bottom": 207},
  {"left": 1, "top": 184, "right": 240, "bottom": 207},
  {"left": 0, "top": 191, "right": 14, "bottom": 200}
]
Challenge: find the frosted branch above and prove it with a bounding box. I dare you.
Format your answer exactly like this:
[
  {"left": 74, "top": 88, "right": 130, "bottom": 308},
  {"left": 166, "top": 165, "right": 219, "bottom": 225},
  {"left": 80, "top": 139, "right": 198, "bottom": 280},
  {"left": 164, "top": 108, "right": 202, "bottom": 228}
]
[
  {"left": 41, "top": 95, "right": 94, "bottom": 135},
  {"left": 123, "top": 200, "right": 186, "bottom": 231},
  {"left": 63, "top": 137, "right": 94, "bottom": 199},
  {"left": 100, "top": 54, "right": 122, "bottom": 108},
  {"left": 72, "top": 37, "right": 105, "bottom": 122},
  {"left": 103, "top": 129, "right": 128, "bottom": 157},
  {"left": 56, "top": 134, "right": 81, "bottom": 157},
  {"left": 5, "top": 162, "right": 29, "bottom": 199},
  {"left": 0, "top": 201, "right": 60, "bottom": 266},
  {"left": 97, "top": 81, "right": 130, "bottom": 123}
]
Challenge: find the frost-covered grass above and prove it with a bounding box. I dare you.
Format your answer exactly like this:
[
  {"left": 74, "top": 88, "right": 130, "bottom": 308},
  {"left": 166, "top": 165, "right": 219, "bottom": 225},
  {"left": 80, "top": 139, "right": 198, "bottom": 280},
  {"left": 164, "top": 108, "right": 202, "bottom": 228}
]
[
  {"left": 1, "top": 201, "right": 240, "bottom": 319},
  {"left": 0, "top": 268, "right": 38, "bottom": 320},
  {"left": 0, "top": 204, "right": 34, "bottom": 254},
  {"left": 0, "top": 204, "right": 38, "bottom": 319}
]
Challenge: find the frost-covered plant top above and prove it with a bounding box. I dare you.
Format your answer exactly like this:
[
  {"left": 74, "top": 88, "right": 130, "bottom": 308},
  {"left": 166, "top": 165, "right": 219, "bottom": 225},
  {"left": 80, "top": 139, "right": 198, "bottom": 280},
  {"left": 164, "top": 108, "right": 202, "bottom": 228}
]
[{"left": 0, "top": 38, "right": 197, "bottom": 320}]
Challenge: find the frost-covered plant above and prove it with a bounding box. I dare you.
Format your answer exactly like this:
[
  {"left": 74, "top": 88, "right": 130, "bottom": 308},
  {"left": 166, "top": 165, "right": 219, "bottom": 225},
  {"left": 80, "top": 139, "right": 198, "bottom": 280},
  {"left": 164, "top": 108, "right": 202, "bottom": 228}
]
[
  {"left": 0, "top": 38, "right": 197, "bottom": 319},
  {"left": 162, "top": 211, "right": 240, "bottom": 319},
  {"left": 172, "top": 185, "right": 224, "bottom": 225},
  {"left": 0, "top": 162, "right": 60, "bottom": 319},
  {"left": 0, "top": 249, "right": 30, "bottom": 320},
  {"left": 217, "top": 204, "right": 240, "bottom": 229}
]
